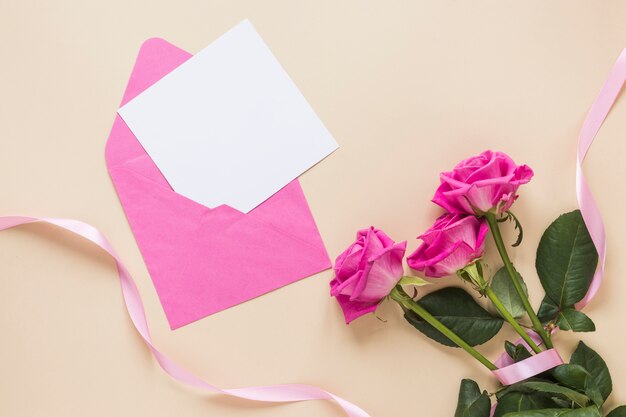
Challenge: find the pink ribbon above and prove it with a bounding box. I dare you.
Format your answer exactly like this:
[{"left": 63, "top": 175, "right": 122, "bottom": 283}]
[
  {"left": 575, "top": 47, "right": 626, "bottom": 308},
  {"left": 492, "top": 349, "right": 564, "bottom": 386},
  {"left": 491, "top": 47, "right": 626, "bottom": 388},
  {"left": 0, "top": 216, "right": 370, "bottom": 417}
]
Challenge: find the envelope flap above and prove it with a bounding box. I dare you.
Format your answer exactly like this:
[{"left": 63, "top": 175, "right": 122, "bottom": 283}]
[
  {"left": 105, "top": 38, "right": 191, "bottom": 169},
  {"left": 120, "top": 38, "right": 191, "bottom": 107},
  {"left": 106, "top": 116, "right": 171, "bottom": 187}
]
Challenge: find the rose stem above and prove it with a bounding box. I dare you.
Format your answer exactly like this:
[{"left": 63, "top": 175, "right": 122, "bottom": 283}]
[
  {"left": 461, "top": 262, "right": 542, "bottom": 353},
  {"left": 457, "top": 261, "right": 541, "bottom": 353},
  {"left": 483, "top": 286, "right": 542, "bottom": 353},
  {"left": 484, "top": 212, "right": 553, "bottom": 349},
  {"left": 390, "top": 286, "right": 498, "bottom": 371}
]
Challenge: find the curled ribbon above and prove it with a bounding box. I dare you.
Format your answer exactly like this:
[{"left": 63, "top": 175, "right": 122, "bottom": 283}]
[
  {"left": 490, "top": 47, "right": 626, "bottom": 387},
  {"left": 0, "top": 216, "right": 370, "bottom": 417},
  {"left": 575, "top": 47, "right": 626, "bottom": 309}
]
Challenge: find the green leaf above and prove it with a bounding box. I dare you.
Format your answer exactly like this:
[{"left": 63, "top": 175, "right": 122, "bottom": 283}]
[
  {"left": 555, "top": 309, "right": 595, "bottom": 332},
  {"left": 549, "top": 397, "right": 573, "bottom": 408},
  {"left": 536, "top": 210, "right": 598, "bottom": 308},
  {"left": 552, "top": 364, "right": 604, "bottom": 406},
  {"left": 397, "top": 275, "right": 431, "bottom": 287},
  {"left": 552, "top": 361, "right": 607, "bottom": 407},
  {"left": 503, "top": 406, "right": 601, "bottom": 417},
  {"left": 454, "top": 379, "right": 491, "bottom": 417},
  {"left": 607, "top": 406, "right": 626, "bottom": 417},
  {"left": 570, "top": 342, "right": 612, "bottom": 401},
  {"left": 505, "top": 341, "right": 532, "bottom": 363},
  {"left": 494, "top": 391, "right": 556, "bottom": 417},
  {"left": 491, "top": 267, "right": 528, "bottom": 319},
  {"left": 584, "top": 383, "right": 603, "bottom": 408},
  {"left": 537, "top": 296, "right": 560, "bottom": 325},
  {"left": 521, "top": 381, "right": 589, "bottom": 407},
  {"left": 537, "top": 212, "right": 597, "bottom": 307},
  {"left": 404, "top": 287, "right": 504, "bottom": 347},
  {"left": 552, "top": 364, "right": 590, "bottom": 391},
  {"left": 505, "top": 340, "right": 517, "bottom": 358}
]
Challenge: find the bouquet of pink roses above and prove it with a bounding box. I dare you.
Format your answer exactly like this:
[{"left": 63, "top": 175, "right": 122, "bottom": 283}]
[{"left": 331, "top": 151, "right": 623, "bottom": 417}]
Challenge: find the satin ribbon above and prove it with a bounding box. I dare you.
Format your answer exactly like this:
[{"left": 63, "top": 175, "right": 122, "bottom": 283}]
[
  {"left": 492, "top": 349, "right": 564, "bottom": 386},
  {"left": 490, "top": 47, "right": 626, "bottom": 387},
  {"left": 575, "top": 47, "right": 626, "bottom": 308},
  {"left": 0, "top": 216, "right": 370, "bottom": 417}
]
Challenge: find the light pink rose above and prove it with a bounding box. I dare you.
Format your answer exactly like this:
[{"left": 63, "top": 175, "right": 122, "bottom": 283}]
[
  {"left": 330, "top": 227, "right": 407, "bottom": 324},
  {"left": 407, "top": 214, "right": 488, "bottom": 278},
  {"left": 432, "top": 150, "right": 533, "bottom": 215}
]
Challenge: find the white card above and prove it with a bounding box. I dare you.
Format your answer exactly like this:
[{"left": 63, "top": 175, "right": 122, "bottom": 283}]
[{"left": 118, "top": 20, "right": 338, "bottom": 213}]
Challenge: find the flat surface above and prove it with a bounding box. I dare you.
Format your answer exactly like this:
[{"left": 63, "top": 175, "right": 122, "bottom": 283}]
[
  {"left": 118, "top": 20, "right": 338, "bottom": 213},
  {"left": 1, "top": 1, "right": 626, "bottom": 416}
]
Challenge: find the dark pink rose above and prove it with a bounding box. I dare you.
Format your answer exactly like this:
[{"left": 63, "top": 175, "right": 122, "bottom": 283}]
[
  {"left": 407, "top": 214, "right": 488, "bottom": 278},
  {"left": 330, "top": 227, "right": 407, "bottom": 324},
  {"left": 432, "top": 150, "right": 533, "bottom": 215}
]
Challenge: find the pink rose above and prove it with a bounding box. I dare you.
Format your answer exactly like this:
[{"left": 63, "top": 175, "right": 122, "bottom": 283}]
[
  {"left": 432, "top": 150, "right": 533, "bottom": 215},
  {"left": 330, "top": 227, "right": 407, "bottom": 324},
  {"left": 407, "top": 214, "right": 488, "bottom": 278}
]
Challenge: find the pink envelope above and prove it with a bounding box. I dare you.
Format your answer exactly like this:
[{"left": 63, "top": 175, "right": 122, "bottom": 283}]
[{"left": 105, "top": 38, "right": 331, "bottom": 329}]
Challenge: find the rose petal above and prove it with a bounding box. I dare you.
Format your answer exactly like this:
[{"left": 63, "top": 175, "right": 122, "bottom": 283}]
[
  {"left": 334, "top": 243, "right": 363, "bottom": 280},
  {"left": 511, "top": 164, "right": 534, "bottom": 184},
  {"left": 425, "top": 242, "right": 475, "bottom": 277},
  {"left": 475, "top": 219, "right": 489, "bottom": 254},
  {"left": 432, "top": 186, "right": 466, "bottom": 213},
  {"left": 357, "top": 227, "right": 386, "bottom": 270},
  {"left": 356, "top": 242, "right": 407, "bottom": 302},
  {"left": 330, "top": 271, "right": 362, "bottom": 297},
  {"left": 464, "top": 152, "right": 501, "bottom": 183},
  {"left": 333, "top": 294, "right": 379, "bottom": 324},
  {"left": 440, "top": 216, "right": 480, "bottom": 248}
]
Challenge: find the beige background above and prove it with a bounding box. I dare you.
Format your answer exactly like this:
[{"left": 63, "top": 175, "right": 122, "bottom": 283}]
[{"left": 1, "top": 1, "right": 626, "bottom": 416}]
